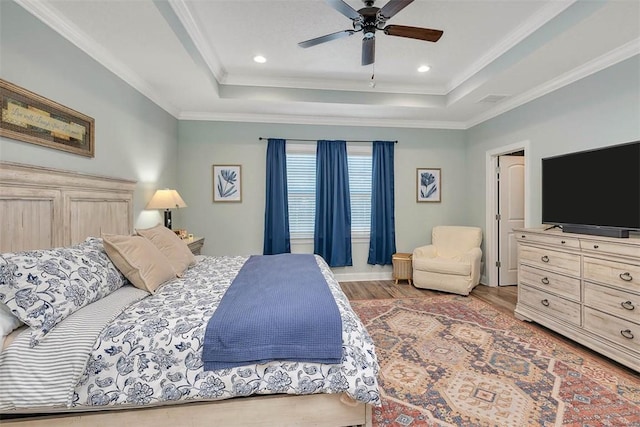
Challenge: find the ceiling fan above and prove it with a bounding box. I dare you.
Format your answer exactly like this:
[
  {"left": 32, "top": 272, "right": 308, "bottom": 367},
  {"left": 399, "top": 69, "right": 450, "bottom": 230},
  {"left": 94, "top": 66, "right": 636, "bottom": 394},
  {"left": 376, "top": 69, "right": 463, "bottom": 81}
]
[{"left": 298, "top": 0, "right": 443, "bottom": 66}]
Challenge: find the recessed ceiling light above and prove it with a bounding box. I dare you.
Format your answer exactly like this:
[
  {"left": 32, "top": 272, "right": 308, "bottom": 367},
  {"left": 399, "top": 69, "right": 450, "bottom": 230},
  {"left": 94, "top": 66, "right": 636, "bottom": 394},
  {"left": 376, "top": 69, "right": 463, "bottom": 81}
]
[
  {"left": 418, "top": 65, "right": 431, "bottom": 73},
  {"left": 253, "top": 55, "right": 267, "bottom": 64}
]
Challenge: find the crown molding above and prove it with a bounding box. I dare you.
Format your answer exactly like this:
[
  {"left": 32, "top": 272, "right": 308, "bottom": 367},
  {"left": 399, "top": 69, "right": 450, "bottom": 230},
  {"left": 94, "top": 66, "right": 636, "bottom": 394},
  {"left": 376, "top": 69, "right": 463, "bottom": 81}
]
[
  {"left": 447, "top": 1, "right": 576, "bottom": 93},
  {"left": 223, "top": 73, "right": 446, "bottom": 95},
  {"left": 169, "top": 0, "right": 226, "bottom": 83},
  {"left": 178, "top": 111, "right": 467, "bottom": 130},
  {"left": 14, "top": 0, "right": 180, "bottom": 118},
  {"left": 465, "top": 38, "right": 640, "bottom": 128}
]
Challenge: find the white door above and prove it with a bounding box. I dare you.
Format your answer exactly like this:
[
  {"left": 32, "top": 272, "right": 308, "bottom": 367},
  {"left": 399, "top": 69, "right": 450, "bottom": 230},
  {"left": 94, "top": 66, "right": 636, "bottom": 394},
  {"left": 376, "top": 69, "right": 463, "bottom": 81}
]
[{"left": 497, "top": 155, "right": 525, "bottom": 286}]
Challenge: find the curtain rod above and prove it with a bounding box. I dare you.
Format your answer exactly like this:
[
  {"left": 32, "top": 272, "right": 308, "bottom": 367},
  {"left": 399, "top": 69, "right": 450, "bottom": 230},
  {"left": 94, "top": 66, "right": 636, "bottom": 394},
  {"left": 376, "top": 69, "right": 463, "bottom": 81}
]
[{"left": 258, "top": 137, "right": 397, "bottom": 143}]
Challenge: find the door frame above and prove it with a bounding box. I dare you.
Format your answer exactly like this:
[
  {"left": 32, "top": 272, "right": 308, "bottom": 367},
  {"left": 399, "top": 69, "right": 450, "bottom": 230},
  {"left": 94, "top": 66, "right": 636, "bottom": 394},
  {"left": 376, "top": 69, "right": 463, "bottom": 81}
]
[{"left": 483, "top": 140, "right": 532, "bottom": 287}]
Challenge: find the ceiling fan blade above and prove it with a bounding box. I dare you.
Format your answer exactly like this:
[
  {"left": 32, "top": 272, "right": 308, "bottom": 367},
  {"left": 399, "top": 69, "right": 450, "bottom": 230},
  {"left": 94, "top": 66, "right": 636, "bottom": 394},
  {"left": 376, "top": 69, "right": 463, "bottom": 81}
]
[
  {"left": 298, "top": 29, "right": 355, "bottom": 48},
  {"left": 379, "top": 0, "right": 414, "bottom": 19},
  {"left": 324, "top": 0, "right": 361, "bottom": 21},
  {"left": 383, "top": 25, "right": 443, "bottom": 42},
  {"left": 362, "top": 37, "right": 375, "bottom": 66}
]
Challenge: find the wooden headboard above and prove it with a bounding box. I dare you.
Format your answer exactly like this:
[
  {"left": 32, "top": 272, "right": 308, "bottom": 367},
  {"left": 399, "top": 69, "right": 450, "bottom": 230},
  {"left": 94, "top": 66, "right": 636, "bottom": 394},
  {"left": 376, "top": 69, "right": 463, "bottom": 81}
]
[{"left": 0, "top": 162, "right": 136, "bottom": 252}]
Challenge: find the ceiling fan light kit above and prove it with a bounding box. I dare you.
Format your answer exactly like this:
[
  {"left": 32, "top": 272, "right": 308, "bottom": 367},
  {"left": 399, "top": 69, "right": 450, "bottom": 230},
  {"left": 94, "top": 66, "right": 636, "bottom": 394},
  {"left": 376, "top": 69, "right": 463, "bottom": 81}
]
[{"left": 298, "top": 0, "right": 443, "bottom": 66}]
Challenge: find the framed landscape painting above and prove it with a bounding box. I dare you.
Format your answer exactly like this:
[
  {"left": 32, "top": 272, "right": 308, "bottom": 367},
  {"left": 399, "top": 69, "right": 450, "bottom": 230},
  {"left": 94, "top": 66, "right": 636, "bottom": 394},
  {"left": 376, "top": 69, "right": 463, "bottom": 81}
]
[
  {"left": 417, "top": 168, "right": 441, "bottom": 203},
  {"left": 213, "top": 164, "right": 242, "bottom": 202}
]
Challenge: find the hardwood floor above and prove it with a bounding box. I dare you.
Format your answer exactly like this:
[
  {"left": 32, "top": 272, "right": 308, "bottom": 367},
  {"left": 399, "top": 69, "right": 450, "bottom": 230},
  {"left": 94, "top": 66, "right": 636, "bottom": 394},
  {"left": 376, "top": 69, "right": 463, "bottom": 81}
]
[{"left": 340, "top": 280, "right": 518, "bottom": 314}]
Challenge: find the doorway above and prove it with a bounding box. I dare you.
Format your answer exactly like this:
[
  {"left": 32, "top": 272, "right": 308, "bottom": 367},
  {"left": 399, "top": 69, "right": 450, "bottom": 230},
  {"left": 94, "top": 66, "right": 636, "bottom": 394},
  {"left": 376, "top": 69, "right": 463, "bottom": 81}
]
[
  {"left": 497, "top": 153, "right": 524, "bottom": 285},
  {"left": 484, "top": 141, "right": 531, "bottom": 287}
]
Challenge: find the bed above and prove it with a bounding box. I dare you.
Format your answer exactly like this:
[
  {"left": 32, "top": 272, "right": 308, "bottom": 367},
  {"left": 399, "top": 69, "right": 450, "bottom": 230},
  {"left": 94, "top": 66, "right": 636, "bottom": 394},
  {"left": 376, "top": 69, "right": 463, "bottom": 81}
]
[{"left": 0, "top": 162, "right": 380, "bottom": 427}]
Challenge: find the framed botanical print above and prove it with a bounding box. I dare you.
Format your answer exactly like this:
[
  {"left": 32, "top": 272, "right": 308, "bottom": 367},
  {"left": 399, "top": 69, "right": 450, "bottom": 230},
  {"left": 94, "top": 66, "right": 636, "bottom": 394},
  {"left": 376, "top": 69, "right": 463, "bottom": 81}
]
[
  {"left": 213, "top": 164, "right": 242, "bottom": 202},
  {"left": 417, "top": 168, "right": 441, "bottom": 203}
]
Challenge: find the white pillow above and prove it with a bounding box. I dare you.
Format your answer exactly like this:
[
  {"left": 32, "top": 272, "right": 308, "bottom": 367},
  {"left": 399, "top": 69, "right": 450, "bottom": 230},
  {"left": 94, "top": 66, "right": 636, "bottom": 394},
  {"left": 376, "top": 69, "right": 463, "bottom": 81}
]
[{"left": 0, "top": 302, "right": 23, "bottom": 351}]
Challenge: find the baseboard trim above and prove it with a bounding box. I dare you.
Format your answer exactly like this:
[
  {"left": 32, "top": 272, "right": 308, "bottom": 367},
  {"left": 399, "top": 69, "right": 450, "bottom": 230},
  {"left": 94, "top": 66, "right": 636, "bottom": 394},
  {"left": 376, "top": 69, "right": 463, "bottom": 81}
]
[
  {"left": 480, "top": 274, "right": 493, "bottom": 287},
  {"left": 333, "top": 271, "right": 394, "bottom": 282}
]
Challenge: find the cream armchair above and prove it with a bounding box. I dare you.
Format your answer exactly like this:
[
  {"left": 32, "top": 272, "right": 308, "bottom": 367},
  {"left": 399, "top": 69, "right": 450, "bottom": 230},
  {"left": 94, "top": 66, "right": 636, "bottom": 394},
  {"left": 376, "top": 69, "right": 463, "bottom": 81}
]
[{"left": 412, "top": 226, "right": 483, "bottom": 296}]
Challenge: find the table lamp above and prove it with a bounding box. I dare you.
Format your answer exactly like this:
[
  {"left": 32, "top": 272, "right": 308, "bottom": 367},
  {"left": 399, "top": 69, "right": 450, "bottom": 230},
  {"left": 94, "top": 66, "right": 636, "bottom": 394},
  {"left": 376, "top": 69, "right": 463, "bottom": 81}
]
[{"left": 145, "top": 189, "right": 187, "bottom": 229}]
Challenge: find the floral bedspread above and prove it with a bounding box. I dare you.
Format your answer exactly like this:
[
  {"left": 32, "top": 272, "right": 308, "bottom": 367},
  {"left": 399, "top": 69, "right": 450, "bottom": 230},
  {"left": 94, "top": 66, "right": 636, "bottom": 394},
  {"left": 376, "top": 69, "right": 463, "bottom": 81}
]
[{"left": 72, "top": 255, "right": 381, "bottom": 408}]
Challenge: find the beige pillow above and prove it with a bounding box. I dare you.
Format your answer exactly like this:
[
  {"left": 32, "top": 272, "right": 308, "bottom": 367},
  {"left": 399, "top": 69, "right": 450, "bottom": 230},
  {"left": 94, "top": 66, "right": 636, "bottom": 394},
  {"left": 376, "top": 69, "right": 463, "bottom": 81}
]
[
  {"left": 136, "top": 224, "right": 196, "bottom": 277},
  {"left": 102, "top": 234, "right": 177, "bottom": 294}
]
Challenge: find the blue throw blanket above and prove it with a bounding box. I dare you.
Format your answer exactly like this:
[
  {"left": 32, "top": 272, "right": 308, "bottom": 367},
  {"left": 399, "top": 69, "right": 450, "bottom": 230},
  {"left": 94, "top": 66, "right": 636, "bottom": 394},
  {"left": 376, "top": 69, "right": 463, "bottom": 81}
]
[{"left": 203, "top": 254, "right": 343, "bottom": 370}]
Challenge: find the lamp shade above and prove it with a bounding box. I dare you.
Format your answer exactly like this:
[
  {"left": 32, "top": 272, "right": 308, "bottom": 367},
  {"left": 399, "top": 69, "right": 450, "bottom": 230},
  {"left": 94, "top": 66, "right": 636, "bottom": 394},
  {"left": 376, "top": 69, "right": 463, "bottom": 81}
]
[{"left": 145, "top": 189, "right": 187, "bottom": 210}]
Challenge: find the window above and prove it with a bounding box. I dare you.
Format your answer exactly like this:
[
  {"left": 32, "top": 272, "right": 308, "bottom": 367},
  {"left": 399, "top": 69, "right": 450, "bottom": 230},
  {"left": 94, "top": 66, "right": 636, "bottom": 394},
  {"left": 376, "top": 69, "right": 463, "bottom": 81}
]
[
  {"left": 348, "top": 153, "right": 373, "bottom": 236},
  {"left": 286, "top": 144, "right": 372, "bottom": 239},
  {"left": 287, "top": 152, "right": 316, "bottom": 238}
]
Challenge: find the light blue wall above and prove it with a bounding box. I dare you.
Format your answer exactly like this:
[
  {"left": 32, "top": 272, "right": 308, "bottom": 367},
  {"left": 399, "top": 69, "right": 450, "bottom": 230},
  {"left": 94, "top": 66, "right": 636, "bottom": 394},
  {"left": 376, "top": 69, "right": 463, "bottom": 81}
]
[
  {"left": 177, "top": 121, "right": 467, "bottom": 278},
  {"left": 466, "top": 56, "right": 640, "bottom": 230},
  {"left": 0, "top": 1, "right": 179, "bottom": 229},
  {"left": 3, "top": 1, "right": 638, "bottom": 279}
]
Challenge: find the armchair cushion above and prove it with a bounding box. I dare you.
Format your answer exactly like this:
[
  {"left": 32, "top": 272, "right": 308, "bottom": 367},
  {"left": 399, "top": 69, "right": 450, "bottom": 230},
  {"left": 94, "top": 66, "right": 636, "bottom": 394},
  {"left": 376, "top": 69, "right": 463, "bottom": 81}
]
[
  {"left": 432, "top": 226, "right": 482, "bottom": 258},
  {"left": 413, "top": 257, "right": 471, "bottom": 276}
]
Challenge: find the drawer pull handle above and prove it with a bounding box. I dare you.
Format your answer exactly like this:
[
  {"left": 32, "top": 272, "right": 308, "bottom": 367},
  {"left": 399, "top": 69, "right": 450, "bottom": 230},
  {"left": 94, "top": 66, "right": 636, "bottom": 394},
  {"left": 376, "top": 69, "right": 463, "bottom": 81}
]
[
  {"left": 561, "top": 240, "right": 566, "bottom": 244},
  {"left": 521, "top": 235, "right": 526, "bottom": 238},
  {"left": 621, "top": 301, "right": 635, "bottom": 310},
  {"left": 541, "top": 255, "right": 550, "bottom": 263},
  {"left": 593, "top": 245, "right": 599, "bottom": 249},
  {"left": 619, "top": 272, "right": 633, "bottom": 282},
  {"left": 541, "top": 277, "right": 550, "bottom": 285},
  {"left": 541, "top": 299, "right": 550, "bottom": 307},
  {"left": 620, "top": 329, "right": 634, "bottom": 340}
]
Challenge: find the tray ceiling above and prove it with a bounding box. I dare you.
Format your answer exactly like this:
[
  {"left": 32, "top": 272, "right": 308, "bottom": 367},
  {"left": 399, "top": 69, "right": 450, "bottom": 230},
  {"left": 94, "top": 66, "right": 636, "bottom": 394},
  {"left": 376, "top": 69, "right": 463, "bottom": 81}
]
[{"left": 15, "top": 0, "right": 640, "bottom": 128}]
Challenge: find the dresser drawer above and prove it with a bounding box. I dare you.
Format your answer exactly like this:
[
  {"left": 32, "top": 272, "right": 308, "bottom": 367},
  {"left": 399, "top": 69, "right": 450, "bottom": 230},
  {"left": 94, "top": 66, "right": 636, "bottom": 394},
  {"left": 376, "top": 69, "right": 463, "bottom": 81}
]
[
  {"left": 518, "top": 284, "right": 581, "bottom": 326},
  {"left": 584, "top": 282, "right": 640, "bottom": 324},
  {"left": 516, "top": 232, "right": 580, "bottom": 249},
  {"left": 581, "top": 239, "right": 640, "bottom": 259},
  {"left": 584, "top": 307, "right": 640, "bottom": 354},
  {"left": 519, "top": 245, "right": 581, "bottom": 276},
  {"left": 519, "top": 264, "right": 580, "bottom": 301},
  {"left": 583, "top": 257, "right": 640, "bottom": 291}
]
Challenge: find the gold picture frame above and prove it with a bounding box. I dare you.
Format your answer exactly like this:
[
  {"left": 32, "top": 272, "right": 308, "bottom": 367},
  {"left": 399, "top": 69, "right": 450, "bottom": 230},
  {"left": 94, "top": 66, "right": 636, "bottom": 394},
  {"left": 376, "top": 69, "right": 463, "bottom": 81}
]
[
  {"left": 213, "top": 164, "right": 242, "bottom": 202},
  {"left": 0, "top": 79, "right": 95, "bottom": 157}
]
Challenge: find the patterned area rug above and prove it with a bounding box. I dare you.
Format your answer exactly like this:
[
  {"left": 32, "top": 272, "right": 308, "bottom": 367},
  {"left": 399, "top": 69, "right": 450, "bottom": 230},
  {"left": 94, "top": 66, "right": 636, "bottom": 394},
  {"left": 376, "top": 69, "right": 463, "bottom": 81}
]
[{"left": 350, "top": 296, "right": 640, "bottom": 427}]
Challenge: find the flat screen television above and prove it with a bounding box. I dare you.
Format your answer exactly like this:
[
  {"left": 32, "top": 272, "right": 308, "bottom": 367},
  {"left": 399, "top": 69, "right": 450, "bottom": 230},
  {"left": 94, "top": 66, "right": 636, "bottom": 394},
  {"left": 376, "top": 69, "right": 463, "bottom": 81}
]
[{"left": 541, "top": 140, "right": 640, "bottom": 238}]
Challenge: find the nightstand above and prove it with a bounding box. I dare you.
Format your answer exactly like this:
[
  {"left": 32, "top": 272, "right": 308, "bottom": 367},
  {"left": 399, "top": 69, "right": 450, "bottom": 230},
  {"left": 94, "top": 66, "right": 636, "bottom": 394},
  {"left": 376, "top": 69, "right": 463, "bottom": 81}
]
[
  {"left": 392, "top": 253, "right": 413, "bottom": 285},
  {"left": 186, "top": 237, "right": 205, "bottom": 255}
]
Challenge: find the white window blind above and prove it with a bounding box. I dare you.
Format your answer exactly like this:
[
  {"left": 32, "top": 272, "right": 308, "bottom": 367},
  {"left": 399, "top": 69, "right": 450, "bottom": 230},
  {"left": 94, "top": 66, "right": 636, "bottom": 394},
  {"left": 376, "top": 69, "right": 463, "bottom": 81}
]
[
  {"left": 286, "top": 145, "right": 372, "bottom": 239},
  {"left": 287, "top": 152, "right": 316, "bottom": 239},
  {"left": 348, "top": 153, "right": 373, "bottom": 236}
]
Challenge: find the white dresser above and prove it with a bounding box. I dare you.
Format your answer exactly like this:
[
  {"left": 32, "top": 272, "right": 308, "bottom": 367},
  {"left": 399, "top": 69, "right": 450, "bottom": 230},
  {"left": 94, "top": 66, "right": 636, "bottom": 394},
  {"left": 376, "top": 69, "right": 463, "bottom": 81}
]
[{"left": 515, "top": 228, "right": 640, "bottom": 371}]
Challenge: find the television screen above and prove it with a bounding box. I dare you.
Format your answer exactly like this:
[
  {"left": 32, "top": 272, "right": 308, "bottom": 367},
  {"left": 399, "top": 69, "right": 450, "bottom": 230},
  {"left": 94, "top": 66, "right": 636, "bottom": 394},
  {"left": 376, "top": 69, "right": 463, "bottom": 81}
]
[{"left": 542, "top": 141, "right": 640, "bottom": 232}]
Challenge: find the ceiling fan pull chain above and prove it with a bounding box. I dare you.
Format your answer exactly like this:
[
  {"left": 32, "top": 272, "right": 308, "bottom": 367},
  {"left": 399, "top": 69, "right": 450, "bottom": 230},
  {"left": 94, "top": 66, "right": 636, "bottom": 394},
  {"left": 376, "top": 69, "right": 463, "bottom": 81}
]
[{"left": 370, "top": 63, "right": 376, "bottom": 88}]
